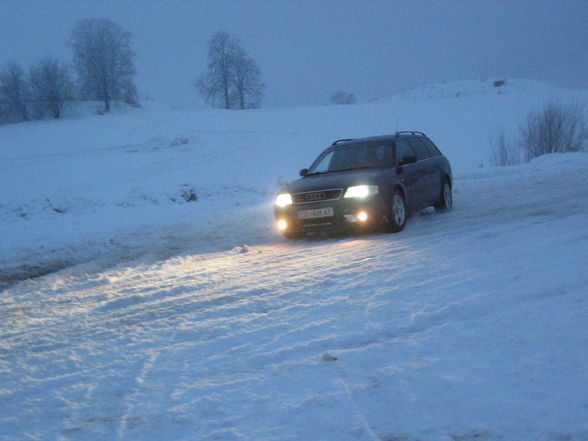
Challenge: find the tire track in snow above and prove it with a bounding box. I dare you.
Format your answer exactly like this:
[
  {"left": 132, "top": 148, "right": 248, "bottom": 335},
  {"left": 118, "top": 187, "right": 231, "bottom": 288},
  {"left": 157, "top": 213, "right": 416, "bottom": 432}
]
[
  {"left": 116, "top": 350, "right": 161, "bottom": 440},
  {"left": 2, "top": 160, "right": 588, "bottom": 440}
]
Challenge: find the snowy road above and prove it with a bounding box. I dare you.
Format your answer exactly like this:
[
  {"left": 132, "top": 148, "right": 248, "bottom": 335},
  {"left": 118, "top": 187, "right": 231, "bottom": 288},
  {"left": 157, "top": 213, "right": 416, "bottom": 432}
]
[{"left": 1, "top": 155, "right": 588, "bottom": 441}]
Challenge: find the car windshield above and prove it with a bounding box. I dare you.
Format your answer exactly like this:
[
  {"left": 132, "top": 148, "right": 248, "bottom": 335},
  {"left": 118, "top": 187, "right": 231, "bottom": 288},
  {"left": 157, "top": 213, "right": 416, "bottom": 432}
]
[{"left": 308, "top": 142, "right": 394, "bottom": 175}]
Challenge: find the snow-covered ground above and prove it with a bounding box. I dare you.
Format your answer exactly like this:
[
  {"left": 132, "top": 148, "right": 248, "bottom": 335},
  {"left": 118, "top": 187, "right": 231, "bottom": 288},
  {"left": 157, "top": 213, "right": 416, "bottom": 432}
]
[
  {"left": 1, "top": 79, "right": 588, "bottom": 440},
  {"left": 1, "top": 78, "right": 586, "bottom": 286}
]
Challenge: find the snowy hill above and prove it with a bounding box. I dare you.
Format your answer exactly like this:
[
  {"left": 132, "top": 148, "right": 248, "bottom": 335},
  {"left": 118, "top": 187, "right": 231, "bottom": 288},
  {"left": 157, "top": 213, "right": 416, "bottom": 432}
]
[
  {"left": 1, "top": 79, "right": 588, "bottom": 441},
  {"left": 1, "top": 78, "right": 586, "bottom": 284}
]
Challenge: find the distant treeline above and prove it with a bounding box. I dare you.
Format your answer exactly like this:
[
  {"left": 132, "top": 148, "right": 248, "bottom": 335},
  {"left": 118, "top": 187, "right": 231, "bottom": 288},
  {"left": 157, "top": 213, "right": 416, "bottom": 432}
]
[
  {"left": 1, "top": 19, "right": 138, "bottom": 125},
  {"left": 1, "top": 19, "right": 267, "bottom": 126}
]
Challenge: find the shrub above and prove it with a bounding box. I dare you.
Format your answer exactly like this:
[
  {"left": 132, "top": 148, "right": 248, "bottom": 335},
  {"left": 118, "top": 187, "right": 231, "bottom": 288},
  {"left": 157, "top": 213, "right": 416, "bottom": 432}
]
[
  {"left": 330, "top": 90, "right": 357, "bottom": 105},
  {"left": 490, "top": 101, "right": 586, "bottom": 166},
  {"left": 489, "top": 128, "right": 521, "bottom": 166},
  {"left": 519, "top": 101, "right": 585, "bottom": 160},
  {"left": 29, "top": 58, "right": 74, "bottom": 119}
]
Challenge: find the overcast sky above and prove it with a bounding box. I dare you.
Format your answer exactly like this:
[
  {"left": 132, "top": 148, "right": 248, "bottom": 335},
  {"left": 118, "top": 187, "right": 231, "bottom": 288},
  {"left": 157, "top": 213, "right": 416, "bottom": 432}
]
[{"left": 1, "top": 0, "right": 587, "bottom": 107}]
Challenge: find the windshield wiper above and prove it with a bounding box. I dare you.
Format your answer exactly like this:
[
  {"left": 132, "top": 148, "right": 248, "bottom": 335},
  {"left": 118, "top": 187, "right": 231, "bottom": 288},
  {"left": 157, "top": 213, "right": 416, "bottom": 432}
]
[
  {"left": 330, "top": 166, "right": 379, "bottom": 172},
  {"left": 307, "top": 166, "right": 382, "bottom": 176}
]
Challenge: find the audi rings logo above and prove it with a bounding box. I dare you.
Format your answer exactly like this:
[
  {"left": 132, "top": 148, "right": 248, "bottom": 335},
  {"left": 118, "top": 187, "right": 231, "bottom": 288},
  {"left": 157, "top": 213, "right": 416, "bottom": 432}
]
[{"left": 306, "top": 192, "right": 326, "bottom": 201}]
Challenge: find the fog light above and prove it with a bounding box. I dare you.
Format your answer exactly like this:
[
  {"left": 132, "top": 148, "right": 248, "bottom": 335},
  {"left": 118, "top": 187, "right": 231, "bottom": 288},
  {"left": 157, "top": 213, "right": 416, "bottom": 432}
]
[
  {"left": 357, "top": 211, "right": 368, "bottom": 222},
  {"left": 277, "top": 219, "right": 288, "bottom": 231}
]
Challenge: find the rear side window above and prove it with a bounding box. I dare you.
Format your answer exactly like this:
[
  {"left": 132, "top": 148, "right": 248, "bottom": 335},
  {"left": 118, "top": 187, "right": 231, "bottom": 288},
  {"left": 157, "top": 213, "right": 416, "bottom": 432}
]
[
  {"left": 421, "top": 137, "right": 442, "bottom": 156},
  {"left": 407, "top": 137, "right": 432, "bottom": 161}
]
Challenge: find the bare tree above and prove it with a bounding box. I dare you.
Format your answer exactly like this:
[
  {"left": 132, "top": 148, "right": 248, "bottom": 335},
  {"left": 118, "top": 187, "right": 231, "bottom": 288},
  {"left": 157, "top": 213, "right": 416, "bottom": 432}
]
[
  {"left": 519, "top": 101, "right": 585, "bottom": 160},
  {"left": 198, "top": 32, "right": 236, "bottom": 109},
  {"left": 330, "top": 90, "right": 357, "bottom": 105},
  {"left": 70, "top": 18, "right": 137, "bottom": 112},
  {"left": 29, "top": 58, "right": 74, "bottom": 119},
  {"left": 0, "top": 62, "right": 29, "bottom": 122},
  {"left": 233, "top": 46, "right": 264, "bottom": 109},
  {"left": 196, "top": 31, "right": 264, "bottom": 109}
]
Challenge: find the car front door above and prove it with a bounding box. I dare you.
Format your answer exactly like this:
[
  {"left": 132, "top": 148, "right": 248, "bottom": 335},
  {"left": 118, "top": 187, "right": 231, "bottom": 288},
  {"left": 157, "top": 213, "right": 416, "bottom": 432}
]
[{"left": 395, "top": 138, "right": 426, "bottom": 210}]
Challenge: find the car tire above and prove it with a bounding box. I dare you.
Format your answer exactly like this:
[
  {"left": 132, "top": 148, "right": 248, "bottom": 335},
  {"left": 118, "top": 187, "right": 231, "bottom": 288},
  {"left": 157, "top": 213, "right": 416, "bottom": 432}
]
[
  {"left": 435, "top": 180, "right": 452, "bottom": 212},
  {"left": 383, "top": 190, "right": 407, "bottom": 233}
]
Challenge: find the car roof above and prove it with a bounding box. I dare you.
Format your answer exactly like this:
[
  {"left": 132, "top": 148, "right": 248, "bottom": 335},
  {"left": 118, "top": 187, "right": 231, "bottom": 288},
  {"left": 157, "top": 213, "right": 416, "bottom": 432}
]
[{"left": 331, "top": 132, "right": 427, "bottom": 147}]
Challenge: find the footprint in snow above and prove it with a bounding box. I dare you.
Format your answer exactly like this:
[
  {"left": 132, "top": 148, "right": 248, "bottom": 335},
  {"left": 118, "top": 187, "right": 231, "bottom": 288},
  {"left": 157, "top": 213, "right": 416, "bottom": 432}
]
[
  {"left": 235, "top": 244, "right": 249, "bottom": 253},
  {"left": 322, "top": 353, "right": 338, "bottom": 362}
]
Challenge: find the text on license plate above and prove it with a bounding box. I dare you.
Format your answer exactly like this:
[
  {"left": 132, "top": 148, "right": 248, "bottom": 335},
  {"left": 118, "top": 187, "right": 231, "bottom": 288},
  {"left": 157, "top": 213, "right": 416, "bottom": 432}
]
[{"left": 297, "top": 207, "right": 334, "bottom": 219}]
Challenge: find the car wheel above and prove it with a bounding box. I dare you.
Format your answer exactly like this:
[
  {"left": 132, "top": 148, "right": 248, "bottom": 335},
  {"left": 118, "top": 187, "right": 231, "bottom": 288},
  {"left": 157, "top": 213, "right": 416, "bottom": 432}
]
[
  {"left": 435, "top": 180, "right": 452, "bottom": 212},
  {"left": 383, "top": 190, "right": 407, "bottom": 233}
]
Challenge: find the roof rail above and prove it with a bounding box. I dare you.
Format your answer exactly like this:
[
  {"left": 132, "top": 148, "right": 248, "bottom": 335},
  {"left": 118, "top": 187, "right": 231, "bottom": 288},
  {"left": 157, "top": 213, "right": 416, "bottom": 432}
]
[
  {"left": 395, "top": 131, "right": 426, "bottom": 137},
  {"left": 331, "top": 138, "right": 354, "bottom": 146}
]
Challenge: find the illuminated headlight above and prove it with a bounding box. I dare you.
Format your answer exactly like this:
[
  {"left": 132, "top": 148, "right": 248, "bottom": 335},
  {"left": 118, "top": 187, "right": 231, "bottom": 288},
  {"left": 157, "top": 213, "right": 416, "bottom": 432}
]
[
  {"left": 275, "top": 193, "right": 293, "bottom": 207},
  {"left": 357, "top": 211, "right": 368, "bottom": 222},
  {"left": 277, "top": 219, "right": 288, "bottom": 230},
  {"left": 344, "top": 185, "right": 379, "bottom": 198}
]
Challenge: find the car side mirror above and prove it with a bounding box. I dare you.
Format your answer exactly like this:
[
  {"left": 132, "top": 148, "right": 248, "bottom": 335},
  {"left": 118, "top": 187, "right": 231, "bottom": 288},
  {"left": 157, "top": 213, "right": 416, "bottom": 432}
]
[
  {"left": 399, "top": 155, "right": 417, "bottom": 166},
  {"left": 300, "top": 168, "right": 309, "bottom": 177}
]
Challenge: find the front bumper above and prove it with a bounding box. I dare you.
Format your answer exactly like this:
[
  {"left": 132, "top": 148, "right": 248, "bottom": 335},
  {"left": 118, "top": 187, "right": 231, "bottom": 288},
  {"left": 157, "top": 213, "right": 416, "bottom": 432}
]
[{"left": 274, "top": 196, "right": 387, "bottom": 235}]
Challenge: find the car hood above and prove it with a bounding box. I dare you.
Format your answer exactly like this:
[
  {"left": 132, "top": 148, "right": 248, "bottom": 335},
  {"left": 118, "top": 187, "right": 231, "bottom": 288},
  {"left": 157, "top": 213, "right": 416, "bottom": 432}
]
[{"left": 281, "top": 168, "right": 389, "bottom": 194}]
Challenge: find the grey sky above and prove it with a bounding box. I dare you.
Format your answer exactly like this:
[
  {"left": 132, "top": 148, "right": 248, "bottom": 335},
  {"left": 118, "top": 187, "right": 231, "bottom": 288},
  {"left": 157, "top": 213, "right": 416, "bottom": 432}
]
[{"left": 1, "top": 0, "right": 587, "bottom": 107}]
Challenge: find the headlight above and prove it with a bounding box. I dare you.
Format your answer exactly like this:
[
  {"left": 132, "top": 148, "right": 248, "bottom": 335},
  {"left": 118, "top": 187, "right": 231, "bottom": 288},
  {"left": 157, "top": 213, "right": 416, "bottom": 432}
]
[
  {"left": 275, "top": 193, "right": 293, "bottom": 207},
  {"left": 344, "top": 185, "right": 379, "bottom": 198},
  {"left": 277, "top": 219, "right": 288, "bottom": 230}
]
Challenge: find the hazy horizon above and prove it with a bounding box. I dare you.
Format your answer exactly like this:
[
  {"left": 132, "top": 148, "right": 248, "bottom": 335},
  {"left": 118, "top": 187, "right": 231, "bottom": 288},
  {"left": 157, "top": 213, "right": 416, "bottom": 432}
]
[{"left": 1, "top": 0, "right": 587, "bottom": 107}]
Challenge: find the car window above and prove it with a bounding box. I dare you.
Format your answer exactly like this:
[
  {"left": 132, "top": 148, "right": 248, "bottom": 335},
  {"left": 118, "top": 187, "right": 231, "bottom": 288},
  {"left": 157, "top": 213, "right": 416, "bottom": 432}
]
[
  {"left": 407, "top": 137, "right": 432, "bottom": 161},
  {"left": 361, "top": 143, "right": 394, "bottom": 167},
  {"left": 310, "top": 150, "right": 334, "bottom": 174},
  {"left": 309, "top": 142, "right": 393, "bottom": 173},
  {"left": 396, "top": 138, "right": 416, "bottom": 164},
  {"left": 421, "top": 137, "right": 442, "bottom": 156}
]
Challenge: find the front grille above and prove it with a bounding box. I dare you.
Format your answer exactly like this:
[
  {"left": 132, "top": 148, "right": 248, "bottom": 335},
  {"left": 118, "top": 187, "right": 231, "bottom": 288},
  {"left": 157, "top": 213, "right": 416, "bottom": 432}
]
[
  {"left": 293, "top": 189, "right": 342, "bottom": 204},
  {"left": 300, "top": 220, "right": 334, "bottom": 231}
]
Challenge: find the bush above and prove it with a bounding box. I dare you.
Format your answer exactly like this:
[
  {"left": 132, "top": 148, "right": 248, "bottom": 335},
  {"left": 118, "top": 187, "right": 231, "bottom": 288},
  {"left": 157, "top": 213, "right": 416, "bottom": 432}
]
[
  {"left": 490, "top": 101, "right": 586, "bottom": 166},
  {"left": 519, "top": 101, "right": 585, "bottom": 160},
  {"left": 330, "top": 90, "right": 357, "bottom": 105},
  {"left": 489, "top": 128, "right": 521, "bottom": 166},
  {"left": 29, "top": 58, "right": 74, "bottom": 119},
  {"left": 0, "top": 62, "right": 30, "bottom": 123}
]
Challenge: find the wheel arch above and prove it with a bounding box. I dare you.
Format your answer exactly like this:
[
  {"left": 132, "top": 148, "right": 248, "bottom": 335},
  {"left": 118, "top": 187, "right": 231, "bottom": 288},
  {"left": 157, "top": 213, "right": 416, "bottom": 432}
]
[{"left": 394, "top": 184, "right": 407, "bottom": 202}]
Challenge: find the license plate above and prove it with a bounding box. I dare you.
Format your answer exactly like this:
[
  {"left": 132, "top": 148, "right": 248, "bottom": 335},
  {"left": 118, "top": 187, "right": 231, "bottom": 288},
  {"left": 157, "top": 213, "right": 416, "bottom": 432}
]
[{"left": 297, "top": 207, "right": 334, "bottom": 219}]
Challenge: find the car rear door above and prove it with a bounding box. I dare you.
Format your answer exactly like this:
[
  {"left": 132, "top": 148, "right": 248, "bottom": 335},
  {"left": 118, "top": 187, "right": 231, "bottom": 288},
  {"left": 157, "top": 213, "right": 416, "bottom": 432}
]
[{"left": 407, "top": 136, "right": 441, "bottom": 205}]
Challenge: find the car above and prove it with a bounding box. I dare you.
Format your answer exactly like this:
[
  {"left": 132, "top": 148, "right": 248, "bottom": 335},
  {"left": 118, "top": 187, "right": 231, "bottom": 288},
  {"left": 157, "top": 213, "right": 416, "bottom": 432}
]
[{"left": 274, "top": 131, "right": 452, "bottom": 238}]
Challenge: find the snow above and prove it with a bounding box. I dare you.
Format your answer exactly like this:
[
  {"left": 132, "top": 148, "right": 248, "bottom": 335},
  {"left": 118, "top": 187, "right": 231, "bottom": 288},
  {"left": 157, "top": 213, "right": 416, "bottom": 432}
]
[{"left": 1, "top": 79, "right": 588, "bottom": 440}]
